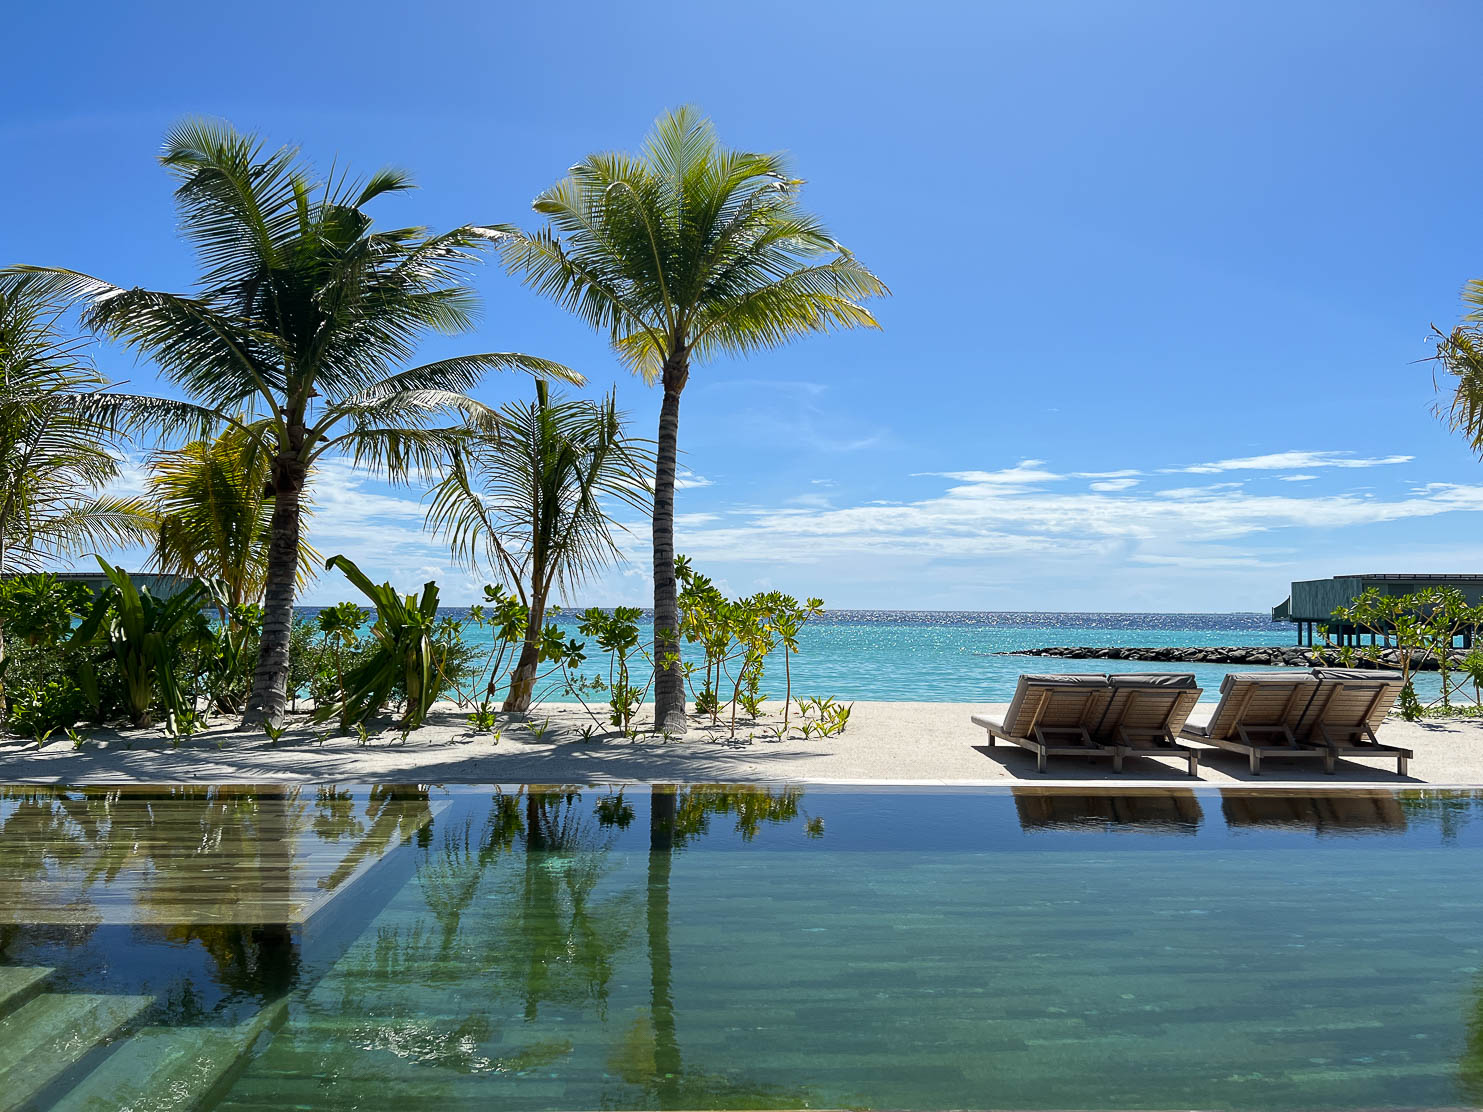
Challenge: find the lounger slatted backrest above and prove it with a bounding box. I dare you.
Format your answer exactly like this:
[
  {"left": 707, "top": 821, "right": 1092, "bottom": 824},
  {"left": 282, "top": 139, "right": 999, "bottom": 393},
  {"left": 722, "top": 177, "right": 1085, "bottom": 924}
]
[
  {"left": 1096, "top": 674, "right": 1202, "bottom": 741},
  {"left": 998, "top": 674, "right": 1113, "bottom": 740},
  {"left": 1296, "top": 668, "right": 1405, "bottom": 740},
  {"left": 1198, "top": 672, "right": 1319, "bottom": 741}
]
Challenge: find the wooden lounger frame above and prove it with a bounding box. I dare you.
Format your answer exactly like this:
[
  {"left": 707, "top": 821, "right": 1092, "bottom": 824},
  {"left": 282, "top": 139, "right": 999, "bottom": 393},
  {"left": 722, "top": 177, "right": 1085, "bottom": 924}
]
[
  {"left": 1106, "top": 687, "right": 1200, "bottom": 778},
  {"left": 973, "top": 675, "right": 1202, "bottom": 776},
  {"left": 971, "top": 683, "right": 1115, "bottom": 774},
  {"left": 1298, "top": 674, "right": 1412, "bottom": 777},
  {"left": 1180, "top": 674, "right": 1329, "bottom": 775}
]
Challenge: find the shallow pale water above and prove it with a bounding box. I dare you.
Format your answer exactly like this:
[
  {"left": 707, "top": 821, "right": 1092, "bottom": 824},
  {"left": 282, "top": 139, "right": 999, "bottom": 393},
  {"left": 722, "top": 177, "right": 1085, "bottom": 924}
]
[{"left": 5, "top": 784, "right": 1483, "bottom": 1110}]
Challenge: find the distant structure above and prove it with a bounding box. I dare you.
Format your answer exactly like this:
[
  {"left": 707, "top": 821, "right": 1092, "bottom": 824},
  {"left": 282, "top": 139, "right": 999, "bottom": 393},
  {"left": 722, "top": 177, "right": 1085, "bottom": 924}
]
[{"left": 1272, "top": 573, "right": 1483, "bottom": 647}]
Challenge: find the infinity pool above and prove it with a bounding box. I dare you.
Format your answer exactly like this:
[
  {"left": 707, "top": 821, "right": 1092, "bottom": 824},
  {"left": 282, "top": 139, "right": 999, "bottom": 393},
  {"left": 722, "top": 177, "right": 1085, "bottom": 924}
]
[{"left": 2, "top": 784, "right": 1482, "bottom": 1110}]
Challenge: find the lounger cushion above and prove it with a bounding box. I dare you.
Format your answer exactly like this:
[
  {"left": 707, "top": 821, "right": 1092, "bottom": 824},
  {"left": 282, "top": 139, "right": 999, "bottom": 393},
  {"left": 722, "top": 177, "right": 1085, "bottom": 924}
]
[
  {"left": 1107, "top": 673, "right": 1198, "bottom": 689},
  {"left": 1309, "top": 668, "right": 1404, "bottom": 683},
  {"left": 1218, "top": 670, "right": 1317, "bottom": 693}
]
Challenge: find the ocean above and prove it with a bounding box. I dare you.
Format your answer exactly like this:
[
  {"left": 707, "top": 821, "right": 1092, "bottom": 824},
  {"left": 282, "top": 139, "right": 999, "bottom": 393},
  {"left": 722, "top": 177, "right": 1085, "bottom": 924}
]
[{"left": 302, "top": 608, "right": 1435, "bottom": 704}]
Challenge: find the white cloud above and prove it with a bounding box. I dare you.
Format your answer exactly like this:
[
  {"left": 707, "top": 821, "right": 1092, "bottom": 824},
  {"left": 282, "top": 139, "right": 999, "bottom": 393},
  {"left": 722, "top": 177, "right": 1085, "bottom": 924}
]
[
  {"left": 1089, "top": 478, "right": 1140, "bottom": 491},
  {"left": 1166, "top": 450, "right": 1413, "bottom": 475},
  {"left": 675, "top": 470, "right": 713, "bottom": 489},
  {"left": 1278, "top": 474, "right": 1318, "bottom": 482},
  {"left": 1075, "top": 469, "right": 1143, "bottom": 479},
  {"left": 633, "top": 468, "right": 1483, "bottom": 572}
]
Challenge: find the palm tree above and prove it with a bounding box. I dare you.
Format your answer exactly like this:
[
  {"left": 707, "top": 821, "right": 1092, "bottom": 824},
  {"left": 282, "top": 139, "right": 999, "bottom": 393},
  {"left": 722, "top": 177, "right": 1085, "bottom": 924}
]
[
  {"left": 1433, "top": 281, "right": 1483, "bottom": 451},
  {"left": 491, "top": 107, "right": 887, "bottom": 732},
  {"left": 425, "top": 381, "right": 651, "bottom": 711},
  {"left": 0, "top": 275, "right": 160, "bottom": 705},
  {"left": 12, "top": 119, "right": 579, "bottom": 726},
  {"left": 146, "top": 425, "right": 317, "bottom": 619},
  {"left": 0, "top": 275, "right": 156, "bottom": 577}
]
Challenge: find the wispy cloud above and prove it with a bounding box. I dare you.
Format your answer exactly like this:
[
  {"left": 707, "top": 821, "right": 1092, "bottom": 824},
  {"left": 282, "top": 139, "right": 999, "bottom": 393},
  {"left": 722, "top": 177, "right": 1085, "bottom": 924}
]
[
  {"left": 674, "top": 470, "right": 713, "bottom": 489},
  {"left": 1165, "top": 451, "right": 1413, "bottom": 474},
  {"left": 1089, "top": 478, "right": 1140, "bottom": 491},
  {"left": 1278, "top": 473, "right": 1318, "bottom": 482}
]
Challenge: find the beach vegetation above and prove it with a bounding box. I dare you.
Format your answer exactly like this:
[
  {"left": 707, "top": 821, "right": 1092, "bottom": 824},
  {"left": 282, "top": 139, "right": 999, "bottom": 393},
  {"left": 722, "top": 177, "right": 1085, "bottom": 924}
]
[
  {"left": 674, "top": 557, "right": 827, "bottom": 737},
  {"left": 571, "top": 606, "right": 647, "bottom": 733},
  {"left": 10, "top": 119, "right": 577, "bottom": 729},
  {"left": 147, "top": 426, "right": 318, "bottom": 618},
  {"left": 313, "top": 555, "right": 475, "bottom": 731},
  {"left": 0, "top": 275, "right": 161, "bottom": 706},
  {"left": 71, "top": 557, "right": 209, "bottom": 732},
  {"left": 426, "top": 381, "right": 650, "bottom": 712},
  {"left": 1324, "top": 586, "right": 1483, "bottom": 718},
  {"left": 492, "top": 106, "right": 885, "bottom": 734}
]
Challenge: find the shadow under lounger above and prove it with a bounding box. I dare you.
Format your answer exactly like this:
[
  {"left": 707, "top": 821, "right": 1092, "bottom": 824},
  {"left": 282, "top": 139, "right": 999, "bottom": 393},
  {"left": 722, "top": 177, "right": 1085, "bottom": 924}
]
[{"left": 972, "top": 674, "right": 1117, "bottom": 774}]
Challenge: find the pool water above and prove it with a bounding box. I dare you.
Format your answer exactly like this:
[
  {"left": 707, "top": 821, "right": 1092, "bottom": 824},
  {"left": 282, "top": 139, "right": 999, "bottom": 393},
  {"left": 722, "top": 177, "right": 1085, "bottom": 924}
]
[{"left": 3, "top": 784, "right": 1483, "bottom": 1110}]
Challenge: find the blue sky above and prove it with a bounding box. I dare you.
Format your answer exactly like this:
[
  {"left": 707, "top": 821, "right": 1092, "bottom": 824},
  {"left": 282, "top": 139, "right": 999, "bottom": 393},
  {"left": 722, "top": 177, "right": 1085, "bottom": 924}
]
[{"left": 7, "top": 0, "right": 1483, "bottom": 611}]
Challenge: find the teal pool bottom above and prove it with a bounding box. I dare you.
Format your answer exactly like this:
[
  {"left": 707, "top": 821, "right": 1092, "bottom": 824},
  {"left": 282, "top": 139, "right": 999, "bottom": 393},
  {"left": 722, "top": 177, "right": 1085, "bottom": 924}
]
[{"left": 4, "top": 785, "right": 1483, "bottom": 1110}]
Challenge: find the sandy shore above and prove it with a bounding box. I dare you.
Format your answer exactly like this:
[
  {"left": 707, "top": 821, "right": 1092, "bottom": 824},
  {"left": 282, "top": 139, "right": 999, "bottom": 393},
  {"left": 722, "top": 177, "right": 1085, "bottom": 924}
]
[{"left": 2, "top": 700, "right": 1481, "bottom": 787}]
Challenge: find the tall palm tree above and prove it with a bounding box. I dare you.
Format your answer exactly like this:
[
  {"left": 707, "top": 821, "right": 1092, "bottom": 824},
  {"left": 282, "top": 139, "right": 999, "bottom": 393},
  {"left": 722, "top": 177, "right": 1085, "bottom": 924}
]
[
  {"left": 491, "top": 107, "right": 887, "bottom": 732},
  {"left": 425, "top": 381, "right": 651, "bottom": 711},
  {"left": 146, "top": 425, "right": 317, "bottom": 618},
  {"left": 1433, "top": 280, "right": 1483, "bottom": 451},
  {"left": 12, "top": 119, "right": 578, "bottom": 726}
]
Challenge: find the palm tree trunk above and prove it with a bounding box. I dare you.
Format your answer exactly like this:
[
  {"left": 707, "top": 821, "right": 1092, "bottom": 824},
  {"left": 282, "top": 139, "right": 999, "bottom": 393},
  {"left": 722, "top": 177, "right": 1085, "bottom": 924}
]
[
  {"left": 503, "top": 593, "right": 546, "bottom": 713},
  {"left": 652, "top": 354, "right": 688, "bottom": 734},
  {"left": 243, "top": 456, "right": 306, "bottom": 728}
]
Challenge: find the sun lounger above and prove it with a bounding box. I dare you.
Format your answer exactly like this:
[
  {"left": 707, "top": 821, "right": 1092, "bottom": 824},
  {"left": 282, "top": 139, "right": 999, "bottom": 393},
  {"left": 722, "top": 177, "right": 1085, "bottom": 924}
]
[
  {"left": 972, "top": 674, "right": 1116, "bottom": 773},
  {"left": 1097, "top": 673, "right": 1204, "bottom": 777},
  {"left": 1295, "top": 668, "right": 1412, "bottom": 776},
  {"left": 1179, "top": 672, "right": 1326, "bottom": 775}
]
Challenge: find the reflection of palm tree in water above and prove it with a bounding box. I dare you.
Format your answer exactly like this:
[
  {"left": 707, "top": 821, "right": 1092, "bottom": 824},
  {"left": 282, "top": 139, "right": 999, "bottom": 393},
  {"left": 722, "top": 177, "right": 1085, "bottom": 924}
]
[
  {"left": 1462, "top": 974, "right": 1483, "bottom": 1104},
  {"left": 626, "top": 784, "right": 820, "bottom": 1110},
  {"left": 648, "top": 785, "right": 681, "bottom": 1099}
]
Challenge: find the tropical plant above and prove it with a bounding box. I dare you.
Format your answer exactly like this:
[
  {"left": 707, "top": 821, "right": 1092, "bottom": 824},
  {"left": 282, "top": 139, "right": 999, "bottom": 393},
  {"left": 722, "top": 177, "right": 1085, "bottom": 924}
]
[
  {"left": 70, "top": 556, "right": 208, "bottom": 731},
  {"left": 313, "top": 555, "right": 468, "bottom": 730},
  {"left": 427, "top": 381, "right": 649, "bottom": 711},
  {"left": 147, "top": 425, "right": 318, "bottom": 618},
  {"left": 1326, "top": 586, "right": 1481, "bottom": 715},
  {"left": 572, "top": 607, "right": 646, "bottom": 732},
  {"left": 764, "top": 592, "right": 825, "bottom": 729},
  {"left": 491, "top": 107, "right": 886, "bottom": 732},
  {"left": 311, "top": 601, "right": 369, "bottom": 729},
  {"left": 0, "top": 275, "right": 160, "bottom": 702},
  {"left": 11, "top": 119, "right": 578, "bottom": 727}
]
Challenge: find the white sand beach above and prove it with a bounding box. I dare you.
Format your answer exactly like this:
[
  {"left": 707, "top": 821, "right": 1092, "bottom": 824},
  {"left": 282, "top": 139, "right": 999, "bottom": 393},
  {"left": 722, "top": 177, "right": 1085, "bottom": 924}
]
[{"left": 2, "top": 700, "right": 1480, "bottom": 787}]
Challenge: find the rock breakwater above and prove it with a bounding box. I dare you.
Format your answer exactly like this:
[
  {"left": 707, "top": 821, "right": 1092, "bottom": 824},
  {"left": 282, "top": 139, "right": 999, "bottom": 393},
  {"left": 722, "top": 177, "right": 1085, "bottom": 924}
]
[{"left": 1006, "top": 645, "right": 1462, "bottom": 671}]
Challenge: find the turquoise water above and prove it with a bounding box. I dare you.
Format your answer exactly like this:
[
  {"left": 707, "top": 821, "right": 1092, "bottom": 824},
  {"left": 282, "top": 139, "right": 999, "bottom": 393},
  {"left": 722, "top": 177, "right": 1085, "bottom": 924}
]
[
  {"left": 348, "top": 608, "right": 1437, "bottom": 703},
  {"left": 6, "top": 784, "right": 1483, "bottom": 1110}
]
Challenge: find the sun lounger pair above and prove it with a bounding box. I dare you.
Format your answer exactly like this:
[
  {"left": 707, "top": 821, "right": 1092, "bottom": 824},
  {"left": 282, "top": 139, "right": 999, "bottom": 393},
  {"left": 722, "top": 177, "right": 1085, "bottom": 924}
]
[
  {"left": 973, "top": 667, "right": 1411, "bottom": 777},
  {"left": 971, "top": 673, "right": 1203, "bottom": 776},
  {"left": 1182, "top": 668, "right": 1411, "bottom": 776}
]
